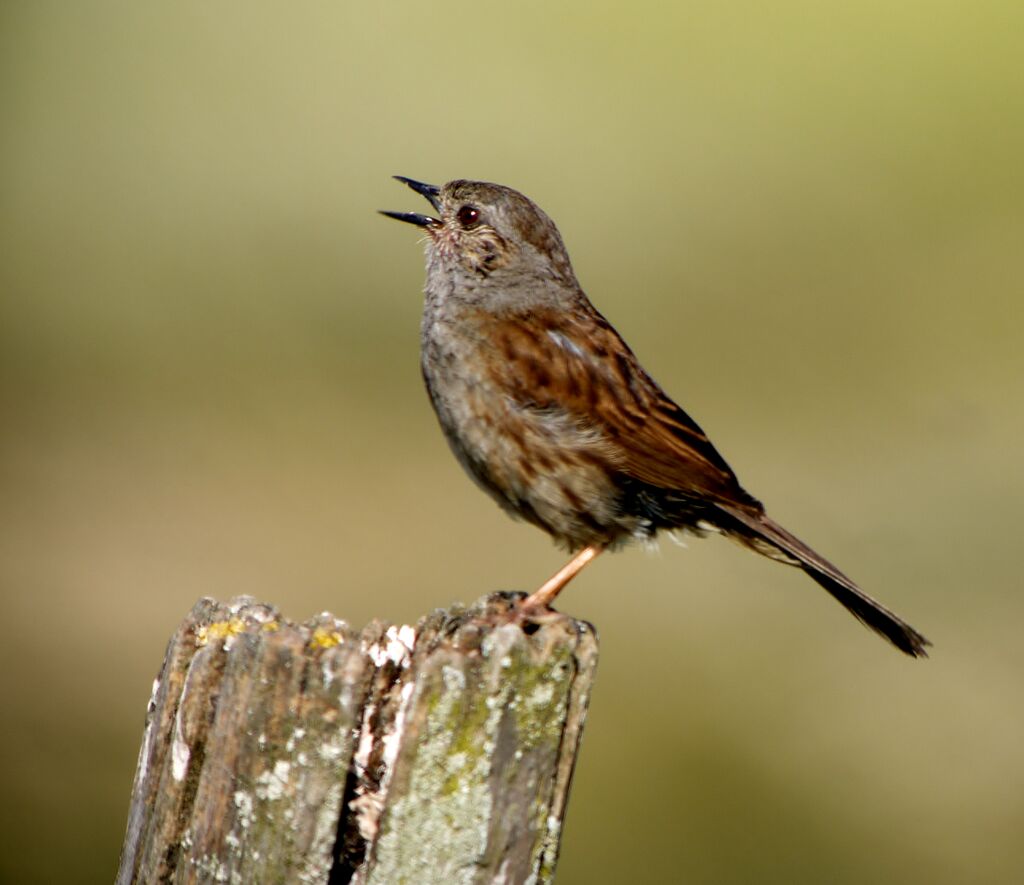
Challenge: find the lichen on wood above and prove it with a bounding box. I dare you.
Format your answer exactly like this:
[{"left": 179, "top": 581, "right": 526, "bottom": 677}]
[{"left": 117, "top": 592, "right": 598, "bottom": 885}]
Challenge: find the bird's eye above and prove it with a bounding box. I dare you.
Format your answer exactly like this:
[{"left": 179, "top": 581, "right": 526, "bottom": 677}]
[{"left": 456, "top": 205, "right": 480, "bottom": 228}]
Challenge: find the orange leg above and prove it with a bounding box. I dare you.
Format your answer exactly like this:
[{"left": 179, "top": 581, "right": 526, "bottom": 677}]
[{"left": 522, "top": 544, "right": 604, "bottom": 610}]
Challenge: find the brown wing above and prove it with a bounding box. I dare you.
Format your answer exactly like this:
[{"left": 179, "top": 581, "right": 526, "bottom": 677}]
[{"left": 481, "top": 303, "right": 760, "bottom": 511}]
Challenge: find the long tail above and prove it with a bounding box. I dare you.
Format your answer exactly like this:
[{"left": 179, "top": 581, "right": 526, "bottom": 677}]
[{"left": 716, "top": 504, "right": 930, "bottom": 657}]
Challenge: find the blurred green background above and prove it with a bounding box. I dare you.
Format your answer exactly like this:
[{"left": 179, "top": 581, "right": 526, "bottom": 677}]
[{"left": 2, "top": 2, "right": 1022, "bottom": 882}]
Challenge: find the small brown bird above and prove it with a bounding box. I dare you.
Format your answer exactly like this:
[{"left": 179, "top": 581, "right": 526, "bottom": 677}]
[{"left": 382, "top": 177, "right": 929, "bottom": 657}]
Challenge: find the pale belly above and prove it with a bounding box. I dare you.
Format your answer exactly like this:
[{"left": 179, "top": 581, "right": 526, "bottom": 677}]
[{"left": 420, "top": 334, "right": 645, "bottom": 549}]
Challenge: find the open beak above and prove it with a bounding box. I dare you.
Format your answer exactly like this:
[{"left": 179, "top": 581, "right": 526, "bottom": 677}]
[{"left": 380, "top": 176, "right": 442, "bottom": 227}]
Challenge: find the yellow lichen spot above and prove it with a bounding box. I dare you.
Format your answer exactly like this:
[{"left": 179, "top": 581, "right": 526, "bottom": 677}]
[
  {"left": 310, "top": 626, "right": 344, "bottom": 648},
  {"left": 196, "top": 618, "right": 247, "bottom": 647},
  {"left": 262, "top": 621, "right": 280, "bottom": 633}
]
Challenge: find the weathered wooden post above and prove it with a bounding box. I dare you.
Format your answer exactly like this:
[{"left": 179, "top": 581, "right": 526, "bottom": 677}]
[{"left": 117, "top": 592, "right": 599, "bottom": 884}]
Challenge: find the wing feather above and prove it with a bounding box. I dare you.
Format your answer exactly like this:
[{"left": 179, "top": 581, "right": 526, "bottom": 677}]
[{"left": 483, "top": 305, "right": 759, "bottom": 511}]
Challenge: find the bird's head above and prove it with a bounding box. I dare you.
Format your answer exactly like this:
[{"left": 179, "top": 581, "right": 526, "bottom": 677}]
[{"left": 382, "top": 177, "right": 578, "bottom": 295}]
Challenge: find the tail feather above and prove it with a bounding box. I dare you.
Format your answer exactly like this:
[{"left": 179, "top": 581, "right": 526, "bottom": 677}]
[{"left": 716, "top": 504, "right": 930, "bottom": 658}]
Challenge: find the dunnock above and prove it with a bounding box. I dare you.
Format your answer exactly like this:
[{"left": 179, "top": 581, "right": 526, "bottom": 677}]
[{"left": 383, "top": 177, "right": 929, "bottom": 657}]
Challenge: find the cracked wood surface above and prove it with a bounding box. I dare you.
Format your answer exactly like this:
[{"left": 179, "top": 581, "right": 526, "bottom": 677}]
[{"left": 116, "top": 593, "right": 599, "bottom": 885}]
